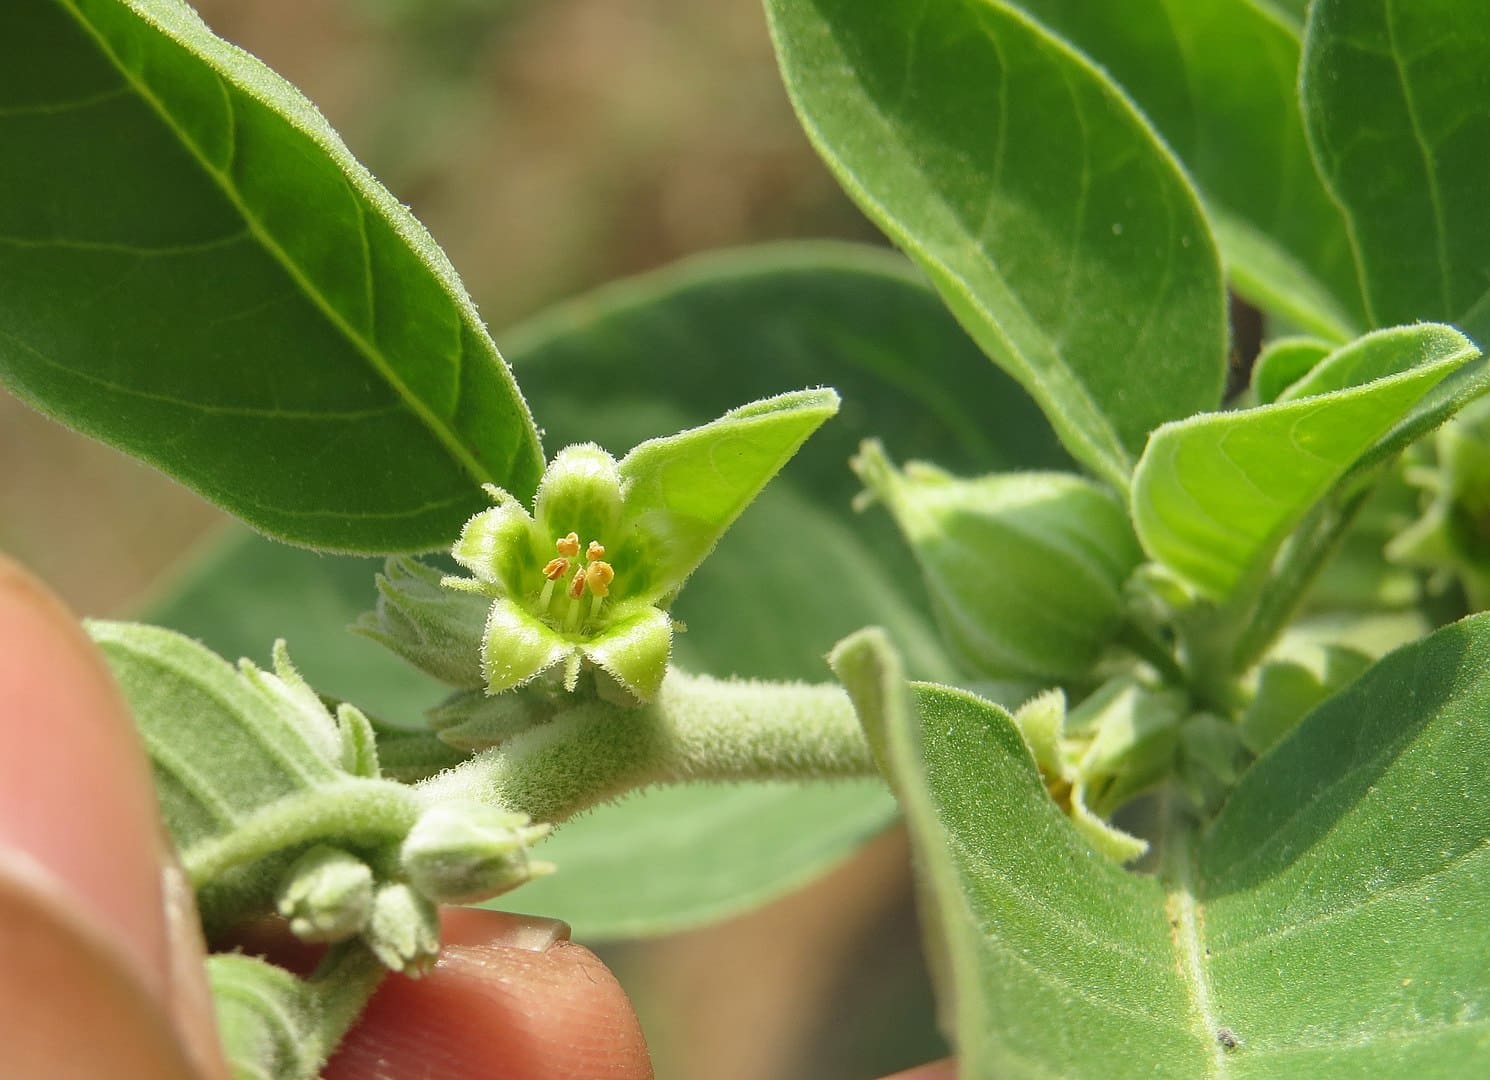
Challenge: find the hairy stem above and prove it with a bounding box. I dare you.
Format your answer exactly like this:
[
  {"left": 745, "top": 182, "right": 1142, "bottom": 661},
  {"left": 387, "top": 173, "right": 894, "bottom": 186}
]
[
  {"left": 415, "top": 670, "right": 877, "bottom": 823},
  {"left": 303, "top": 944, "right": 389, "bottom": 1068},
  {"left": 185, "top": 779, "right": 421, "bottom": 887}
]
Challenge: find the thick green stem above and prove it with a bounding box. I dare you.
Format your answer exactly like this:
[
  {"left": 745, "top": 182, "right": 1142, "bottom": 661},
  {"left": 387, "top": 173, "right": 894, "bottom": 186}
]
[{"left": 415, "top": 670, "right": 877, "bottom": 823}]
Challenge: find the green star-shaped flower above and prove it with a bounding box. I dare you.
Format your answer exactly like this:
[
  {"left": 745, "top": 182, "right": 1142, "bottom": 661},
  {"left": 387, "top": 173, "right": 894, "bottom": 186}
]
[{"left": 445, "top": 389, "right": 838, "bottom": 703}]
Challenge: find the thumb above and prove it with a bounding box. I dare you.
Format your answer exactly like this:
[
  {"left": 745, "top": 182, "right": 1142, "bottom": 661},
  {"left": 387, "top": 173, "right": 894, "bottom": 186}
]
[{"left": 0, "top": 555, "right": 224, "bottom": 1078}]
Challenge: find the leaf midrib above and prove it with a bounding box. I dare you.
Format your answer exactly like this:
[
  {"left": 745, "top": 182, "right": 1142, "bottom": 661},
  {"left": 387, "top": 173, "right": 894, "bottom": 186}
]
[{"left": 59, "top": 0, "right": 497, "bottom": 488}]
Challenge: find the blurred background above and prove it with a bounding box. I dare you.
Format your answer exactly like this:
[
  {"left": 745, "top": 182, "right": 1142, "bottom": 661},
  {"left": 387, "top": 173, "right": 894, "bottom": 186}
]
[{"left": 0, "top": 1, "right": 947, "bottom": 1075}]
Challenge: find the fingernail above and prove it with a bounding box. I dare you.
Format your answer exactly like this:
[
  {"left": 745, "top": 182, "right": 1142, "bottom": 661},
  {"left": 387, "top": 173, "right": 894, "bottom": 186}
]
[{"left": 441, "top": 908, "right": 572, "bottom": 953}]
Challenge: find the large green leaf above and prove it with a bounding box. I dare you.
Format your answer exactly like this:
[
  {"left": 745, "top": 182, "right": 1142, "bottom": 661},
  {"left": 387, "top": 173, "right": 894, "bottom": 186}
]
[
  {"left": 1197, "top": 613, "right": 1490, "bottom": 1074},
  {"left": 764, "top": 0, "right": 1227, "bottom": 491},
  {"left": 1133, "top": 324, "right": 1478, "bottom": 601},
  {"left": 1010, "top": 0, "right": 1363, "bottom": 340},
  {"left": 1302, "top": 0, "right": 1490, "bottom": 334},
  {"left": 0, "top": 1, "right": 542, "bottom": 551},
  {"left": 834, "top": 620, "right": 1490, "bottom": 1076}
]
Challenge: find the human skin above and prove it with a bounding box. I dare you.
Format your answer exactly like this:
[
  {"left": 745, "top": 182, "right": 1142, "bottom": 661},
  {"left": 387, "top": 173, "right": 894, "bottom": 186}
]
[{"left": 0, "top": 553, "right": 954, "bottom": 1079}]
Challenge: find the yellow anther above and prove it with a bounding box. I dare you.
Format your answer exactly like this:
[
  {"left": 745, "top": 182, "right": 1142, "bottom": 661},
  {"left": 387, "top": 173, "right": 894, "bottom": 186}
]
[
  {"left": 568, "top": 567, "right": 587, "bottom": 600},
  {"left": 542, "top": 557, "right": 569, "bottom": 581},
  {"left": 586, "top": 540, "right": 606, "bottom": 561},
  {"left": 585, "top": 560, "right": 614, "bottom": 597},
  {"left": 555, "top": 532, "right": 580, "bottom": 558}
]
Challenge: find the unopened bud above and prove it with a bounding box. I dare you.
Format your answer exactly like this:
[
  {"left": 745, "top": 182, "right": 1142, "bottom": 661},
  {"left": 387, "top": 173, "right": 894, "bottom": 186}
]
[
  {"left": 364, "top": 883, "right": 440, "bottom": 976},
  {"left": 401, "top": 803, "right": 555, "bottom": 905},
  {"left": 276, "top": 845, "right": 374, "bottom": 944}
]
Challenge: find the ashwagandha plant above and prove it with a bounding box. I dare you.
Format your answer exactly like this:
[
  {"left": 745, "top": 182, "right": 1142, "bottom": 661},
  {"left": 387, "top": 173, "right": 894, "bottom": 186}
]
[{"left": 4, "top": 0, "right": 1490, "bottom": 1075}]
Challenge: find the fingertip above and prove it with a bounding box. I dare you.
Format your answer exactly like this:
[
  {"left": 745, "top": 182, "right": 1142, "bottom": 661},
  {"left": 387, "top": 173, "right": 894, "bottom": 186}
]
[{"left": 326, "top": 909, "right": 653, "bottom": 1079}]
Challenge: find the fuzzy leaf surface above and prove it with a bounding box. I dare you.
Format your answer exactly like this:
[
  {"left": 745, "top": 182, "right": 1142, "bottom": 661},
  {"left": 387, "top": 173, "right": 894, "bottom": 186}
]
[
  {"left": 0, "top": 1, "right": 542, "bottom": 550},
  {"left": 764, "top": 0, "right": 1227, "bottom": 490}
]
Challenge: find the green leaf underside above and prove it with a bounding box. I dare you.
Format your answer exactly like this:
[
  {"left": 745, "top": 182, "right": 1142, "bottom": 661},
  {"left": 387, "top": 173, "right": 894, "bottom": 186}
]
[
  {"left": 1009, "top": 0, "right": 1364, "bottom": 340},
  {"left": 1303, "top": 0, "right": 1490, "bottom": 332},
  {"left": 498, "top": 781, "right": 897, "bottom": 939},
  {"left": 765, "top": 0, "right": 1227, "bottom": 491},
  {"left": 834, "top": 622, "right": 1490, "bottom": 1076},
  {"left": 508, "top": 242, "right": 1068, "bottom": 684},
  {"left": 1133, "top": 324, "right": 1477, "bottom": 601},
  {"left": 0, "top": 1, "right": 542, "bottom": 551}
]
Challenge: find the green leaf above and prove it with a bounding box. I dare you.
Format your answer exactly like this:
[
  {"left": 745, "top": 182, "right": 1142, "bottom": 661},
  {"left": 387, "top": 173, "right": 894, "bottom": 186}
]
[
  {"left": 1252, "top": 337, "right": 1334, "bottom": 405},
  {"left": 1008, "top": 0, "right": 1363, "bottom": 339},
  {"left": 1133, "top": 324, "right": 1479, "bottom": 601},
  {"left": 829, "top": 630, "right": 1207, "bottom": 1075},
  {"left": 1302, "top": 0, "right": 1490, "bottom": 331},
  {"left": 619, "top": 388, "right": 840, "bottom": 596},
  {"left": 1198, "top": 613, "right": 1490, "bottom": 1073},
  {"left": 853, "top": 442, "right": 1141, "bottom": 683},
  {"left": 501, "top": 781, "right": 897, "bottom": 940},
  {"left": 764, "top": 0, "right": 1227, "bottom": 490},
  {"left": 0, "top": 1, "right": 542, "bottom": 551},
  {"left": 835, "top": 620, "right": 1490, "bottom": 1074}
]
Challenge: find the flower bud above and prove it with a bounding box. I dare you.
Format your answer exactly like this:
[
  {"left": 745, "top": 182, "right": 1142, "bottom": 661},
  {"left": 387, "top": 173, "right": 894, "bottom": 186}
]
[
  {"left": 364, "top": 882, "right": 440, "bottom": 976},
  {"left": 401, "top": 803, "right": 555, "bottom": 905},
  {"left": 276, "top": 845, "right": 375, "bottom": 944}
]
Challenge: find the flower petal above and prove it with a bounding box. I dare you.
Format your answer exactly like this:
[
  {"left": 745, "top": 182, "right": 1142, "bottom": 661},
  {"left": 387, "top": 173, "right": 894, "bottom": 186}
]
[
  {"left": 580, "top": 604, "right": 673, "bottom": 703},
  {"left": 480, "top": 598, "right": 573, "bottom": 695},
  {"left": 453, "top": 502, "right": 541, "bottom": 594},
  {"left": 534, "top": 444, "right": 625, "bottom": 552}
]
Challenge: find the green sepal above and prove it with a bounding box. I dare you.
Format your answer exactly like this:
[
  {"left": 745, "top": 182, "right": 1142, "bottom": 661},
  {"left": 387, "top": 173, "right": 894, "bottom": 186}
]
[
  {"left": 1175, "top": 713, "right": 1248, "bottom": 815},
  {"left": 1068, "top": 679, "right": 1185, "bottom": 816},
  {"left": 352, "top": 557, "right": 489, "bottom": 689},
  {"left": 428, "top": 689, "right": 560, "bottom": 752},
  {"left": 1238, "top": 645, "right": 1372, "bottom": 757},
  {"left": 853, "top": 440, "right": 1141, "bottom": 682},
  {"left": 336, "top": 704, "right": 381, "bottom": 779}
]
